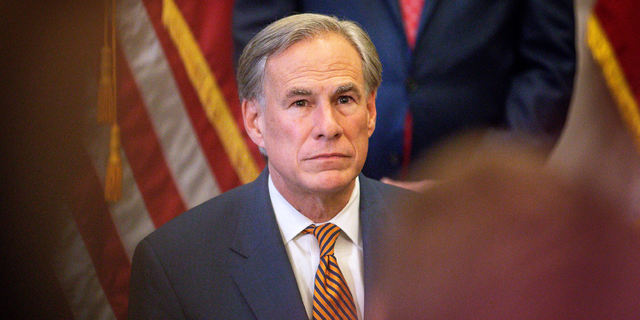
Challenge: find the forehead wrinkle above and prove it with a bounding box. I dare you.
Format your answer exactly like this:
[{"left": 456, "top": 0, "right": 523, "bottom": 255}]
[{"left": 264, "top": 37, "right": 366, "bottom": 102}]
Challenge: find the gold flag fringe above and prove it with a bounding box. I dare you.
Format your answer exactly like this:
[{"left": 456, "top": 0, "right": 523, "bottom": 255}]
[{"left": 98, "top": 0, "right": 122, "bottom": 202}]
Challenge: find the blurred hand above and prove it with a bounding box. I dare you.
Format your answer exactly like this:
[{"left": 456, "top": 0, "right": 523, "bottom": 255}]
[{"left": 380, "top": 177, "right": 436, "bottom": 192}]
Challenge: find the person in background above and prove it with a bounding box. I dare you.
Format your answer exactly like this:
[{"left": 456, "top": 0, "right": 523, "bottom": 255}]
[
  {"left": 128, "top": 13, "right": 412, "bottom": 319},
  {"left": 233, "top": 0, "right": 576, "bottom": 181}
]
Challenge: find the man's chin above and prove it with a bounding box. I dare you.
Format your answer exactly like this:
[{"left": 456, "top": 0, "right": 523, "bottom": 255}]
[{"left": 304, "top": 170, "right": 357, "bottom": 193}]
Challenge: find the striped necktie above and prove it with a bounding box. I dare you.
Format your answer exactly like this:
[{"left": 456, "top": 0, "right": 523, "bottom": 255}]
[{"left": 304, "top": 223, "right": 357, "bottom": 320}]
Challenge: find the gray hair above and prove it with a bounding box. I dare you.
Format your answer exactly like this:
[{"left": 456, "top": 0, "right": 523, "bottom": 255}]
[{"left": 236, "top": 13, "right": 382, "bottom": 103}]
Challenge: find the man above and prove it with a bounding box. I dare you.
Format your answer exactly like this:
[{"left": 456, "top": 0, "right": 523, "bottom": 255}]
[
  {"left": 128, "top": 13, "right": 410, "bottom": 319},
  {"left": 233, "top": 0, "right": 576, "bottom": 180}
]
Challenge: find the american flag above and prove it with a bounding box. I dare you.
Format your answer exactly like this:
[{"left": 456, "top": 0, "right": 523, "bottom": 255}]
[{"left": 16, "top": 0, "right": 264, "bottom": 318}]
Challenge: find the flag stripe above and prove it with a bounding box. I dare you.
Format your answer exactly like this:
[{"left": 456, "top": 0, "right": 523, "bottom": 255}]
[
  {"left": 108, "top": 151, "right": 157, "bottom": 260},
  {"left": 587, "top": 14, "right": 640, "bottom": 149},
  {"left": 69, "top": 148, "right": 132, "bottom": 320},
  {"left": 173, "top": 0, "right": 266, "bottom": 174},
  {"left": 118, "top": 0, "right": 220, "bottom": 209},
  {"left": 53, "top": 205, "right": 118, "bottom": 320},
  {"left": 80, "top": 81, "right": 155, "bottom": 320},
  {"left": 162, "top": 0, "right": 260, "bottom": 184},
  {"left": 593, "top": 0, "right": 640, "bottom": 98},
  {"left": 117, "top": 54, "right": 187, "bottom": 227},
  {"left": 140, "top": 0, "right": 248, "bottom": 192},
  {"left": 84, "top": 118, "right": 156, "bottom": 261}
]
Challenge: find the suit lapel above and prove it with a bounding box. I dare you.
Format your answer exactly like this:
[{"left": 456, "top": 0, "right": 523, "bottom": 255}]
[
  {"left": 384, "top": 0, "right": 442, "bottom": 44},
  {"left": 417, "top": 0, "right": 441, "bottom": 39},
  {"left": 359, "top": 175, "right": 396, "bottom": 319},
  {"left": 384, "top": 0, "right": 404, "bottom": 25},
  {"left": 228, "top": 170, "right": 307, "bottom": 320}
]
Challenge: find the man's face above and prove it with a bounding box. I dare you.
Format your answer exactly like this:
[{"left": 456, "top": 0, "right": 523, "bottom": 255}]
[{"left": 244, "top": 33, "right": 376, "bottom": 198}]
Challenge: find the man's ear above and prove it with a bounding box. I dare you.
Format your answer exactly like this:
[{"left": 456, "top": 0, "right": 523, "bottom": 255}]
[
  {"left": 366, "top": 91, "right": 377, "bottom": 137},
  {"left": 242, "top": 99, "right": 265, "bottom": 149}
]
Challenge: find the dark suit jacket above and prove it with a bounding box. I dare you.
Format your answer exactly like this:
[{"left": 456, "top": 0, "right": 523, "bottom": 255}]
[
  {"left": 128, "top": 169, "right": 407, "bottom": 319},
  {"left": 233, "top": 0, "right": 576, "bottom": 179}
]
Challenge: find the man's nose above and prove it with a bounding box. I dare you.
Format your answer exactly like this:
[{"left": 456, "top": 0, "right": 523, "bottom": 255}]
[{"left": 312, "top": 101, "right": 343, "bottom": 140}]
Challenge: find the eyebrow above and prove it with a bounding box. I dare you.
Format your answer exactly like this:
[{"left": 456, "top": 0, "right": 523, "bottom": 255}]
[
  {"left": 284, "top": 83, "right": 363, "bottom": 99},
  {"left": 335, "top": 83, "right": 362, "bottom": 99},
  {"left": 286, "top": 87, "right": 312, "bottom": 99}
]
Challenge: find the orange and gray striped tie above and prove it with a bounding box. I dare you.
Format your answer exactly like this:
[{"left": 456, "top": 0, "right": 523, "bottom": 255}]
[{"left": 304, "top": 223, "right": 357, "bottom": 320}]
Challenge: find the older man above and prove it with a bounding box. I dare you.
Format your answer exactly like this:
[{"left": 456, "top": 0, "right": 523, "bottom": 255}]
[{"left": 128, "top": 13, "right": 410, "bottom": 319}]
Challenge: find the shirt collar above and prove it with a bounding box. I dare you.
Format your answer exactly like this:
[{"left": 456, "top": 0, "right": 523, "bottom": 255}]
[{"left": 269, "top": 174, "right": 361, "bottom": 247}]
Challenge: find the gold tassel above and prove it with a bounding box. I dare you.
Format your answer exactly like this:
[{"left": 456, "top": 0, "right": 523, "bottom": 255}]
[
  {"left": 105, "top": 124, "right": 122, "bottom": 201},
  {"left": 97, "top": 45, "right": 115, "bottom": 123},
  {"left": 98, "top": 0, "right": 121, "bottom": 202}
]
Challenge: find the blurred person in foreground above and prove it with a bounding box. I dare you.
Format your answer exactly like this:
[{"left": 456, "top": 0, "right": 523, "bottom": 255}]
[
  {"left": 370, "top": 133, "right": 640, "bottom": 319},
  {"left": 128, "top": 13, "right": 412, "bottom": 319}
]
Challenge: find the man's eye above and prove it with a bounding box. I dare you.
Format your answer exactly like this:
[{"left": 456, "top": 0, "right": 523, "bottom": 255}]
[
  {"left": 293, "top": 100, "right": 308, "bottom": 107},
  {"left": 338, "top": 96, "right": 352, "bottom": 104}
]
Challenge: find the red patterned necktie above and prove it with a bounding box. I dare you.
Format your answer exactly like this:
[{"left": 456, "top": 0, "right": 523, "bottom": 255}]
[
  {"left": 304, "top": 223, "right": 357, "bottom": 320},
  {"left": 399, "top": 0, "right": 425, "bottom": 48}
]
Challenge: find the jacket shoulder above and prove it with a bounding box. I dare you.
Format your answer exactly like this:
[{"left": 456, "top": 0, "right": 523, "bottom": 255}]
[{"left": 142, "top": 174, "right": 266, "bottom": 251}]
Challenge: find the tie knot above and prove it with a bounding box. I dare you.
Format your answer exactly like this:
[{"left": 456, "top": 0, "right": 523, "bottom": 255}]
[{"left": 303, "top": 223, "right": 341, "bottom": 257}]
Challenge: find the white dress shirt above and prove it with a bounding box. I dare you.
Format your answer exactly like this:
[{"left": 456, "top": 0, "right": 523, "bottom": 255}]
[{"left": 269, "top": 175, "right": 364, "bottom": 320}]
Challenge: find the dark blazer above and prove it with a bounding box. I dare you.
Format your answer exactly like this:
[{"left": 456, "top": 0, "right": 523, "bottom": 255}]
[
  {"left": 233, "top": 0, "right": 576, "bottom": 179},
  {"left": 128, "top": 169, "right": 407, "bottom": 319}
]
